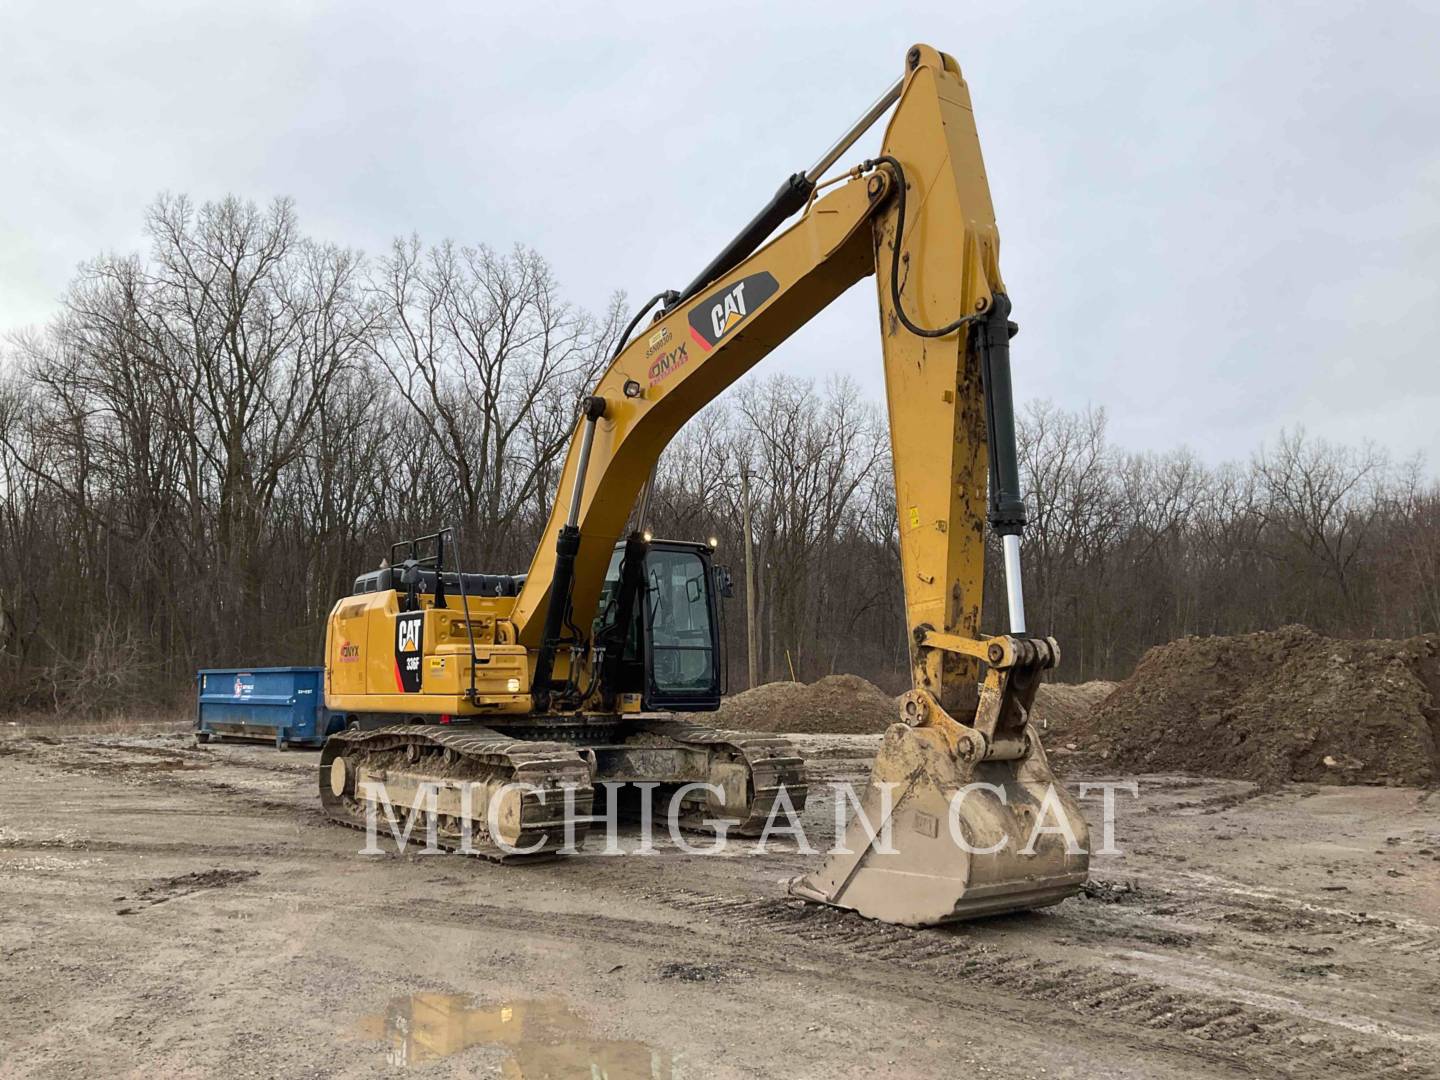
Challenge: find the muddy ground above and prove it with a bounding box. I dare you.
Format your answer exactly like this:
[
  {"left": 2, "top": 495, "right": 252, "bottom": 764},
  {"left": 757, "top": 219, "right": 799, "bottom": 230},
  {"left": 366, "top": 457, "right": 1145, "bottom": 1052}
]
[{"left": 2, "top": 727, "right": 1439, "bottom": 1078}]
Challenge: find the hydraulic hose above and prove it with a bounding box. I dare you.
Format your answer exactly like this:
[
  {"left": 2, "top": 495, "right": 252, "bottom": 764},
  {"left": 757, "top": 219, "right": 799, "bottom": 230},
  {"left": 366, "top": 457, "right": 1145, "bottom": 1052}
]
[
  {"left": 869, "top": 154, "right": 1029, "bottom": 630},
  {"left": 869, "top": 155, "right": 984, "bottom": 339},
  {"left": 610, "top": 290, "right": 679, "bottom": 362}
]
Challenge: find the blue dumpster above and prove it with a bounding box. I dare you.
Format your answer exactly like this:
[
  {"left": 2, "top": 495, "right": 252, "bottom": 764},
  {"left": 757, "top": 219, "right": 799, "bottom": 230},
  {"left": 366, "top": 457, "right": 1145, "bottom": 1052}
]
[{"left": 196, "top": 667, "right": 342, "bottom": 749}]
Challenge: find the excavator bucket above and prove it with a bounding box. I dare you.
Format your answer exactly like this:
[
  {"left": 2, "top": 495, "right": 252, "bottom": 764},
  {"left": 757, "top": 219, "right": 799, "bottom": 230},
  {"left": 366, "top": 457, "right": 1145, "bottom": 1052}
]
[{"left": 789, "top": 637, "right": 1090, "bottom": 926}]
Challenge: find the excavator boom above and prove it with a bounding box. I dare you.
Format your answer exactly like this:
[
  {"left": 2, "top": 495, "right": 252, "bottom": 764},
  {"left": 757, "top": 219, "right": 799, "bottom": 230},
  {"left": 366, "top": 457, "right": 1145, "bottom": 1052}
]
[{"left": 515, "top": 46, "right": 1020, "bottom": 696}]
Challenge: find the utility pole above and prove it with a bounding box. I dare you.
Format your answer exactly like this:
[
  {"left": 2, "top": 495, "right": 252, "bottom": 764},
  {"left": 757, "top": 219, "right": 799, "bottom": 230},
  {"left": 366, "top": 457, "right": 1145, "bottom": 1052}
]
[{"left": 740, "top": 465, "right": 759, "bottom": 689}]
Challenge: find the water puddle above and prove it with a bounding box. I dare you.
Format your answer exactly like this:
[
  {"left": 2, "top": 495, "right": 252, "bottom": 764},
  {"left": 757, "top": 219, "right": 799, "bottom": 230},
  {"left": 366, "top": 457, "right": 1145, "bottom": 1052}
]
[{"left": 357, "top": 992, "right": 672, "bottom": 1076}]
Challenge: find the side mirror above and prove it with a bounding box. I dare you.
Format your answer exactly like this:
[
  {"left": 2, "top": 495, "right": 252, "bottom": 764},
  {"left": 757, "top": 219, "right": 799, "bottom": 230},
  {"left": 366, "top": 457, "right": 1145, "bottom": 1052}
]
[
  {"left": 713, "top": 564, "right": 735, "bottom": 599},
  {"left": 400, "top": 560, "right": 422, "bottom": 587}
]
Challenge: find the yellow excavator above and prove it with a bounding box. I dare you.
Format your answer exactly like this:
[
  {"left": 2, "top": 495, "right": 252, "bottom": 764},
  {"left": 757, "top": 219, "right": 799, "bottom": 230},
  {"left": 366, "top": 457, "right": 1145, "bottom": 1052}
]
[{"left": 318, "top": 43, "right": 1090, "bottom": 926}]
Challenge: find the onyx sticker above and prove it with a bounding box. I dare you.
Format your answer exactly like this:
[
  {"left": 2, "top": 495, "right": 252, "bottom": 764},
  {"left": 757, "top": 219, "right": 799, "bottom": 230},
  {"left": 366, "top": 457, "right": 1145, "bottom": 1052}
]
[
  {"left": 648, "top": 341, "right": 690, "bottom": 385},
  {"left": 687, "top": 271, "right": 779, "bottom": 351},
  {"left": 394, "top": 612, "right": 424, "bottom": 693}
]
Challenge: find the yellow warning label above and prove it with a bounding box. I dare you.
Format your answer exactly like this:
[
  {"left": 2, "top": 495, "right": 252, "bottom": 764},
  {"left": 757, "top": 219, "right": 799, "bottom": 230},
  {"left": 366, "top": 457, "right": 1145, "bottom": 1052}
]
[{"left": 907, "top": 506, "right": 921, "bottom": 529}]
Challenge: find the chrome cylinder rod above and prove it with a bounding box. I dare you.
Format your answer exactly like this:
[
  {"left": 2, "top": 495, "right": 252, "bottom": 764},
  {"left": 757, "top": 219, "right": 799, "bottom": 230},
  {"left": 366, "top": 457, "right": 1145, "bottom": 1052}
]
[
  {"left": 566, "top": 409, "right": 601, "bottom": 526},
  {"left": 805, "top": 76, "right": 903, "bottom": 183},
  {"left": 1002, "top": 533, "right": 1027, "bottom": 635}
]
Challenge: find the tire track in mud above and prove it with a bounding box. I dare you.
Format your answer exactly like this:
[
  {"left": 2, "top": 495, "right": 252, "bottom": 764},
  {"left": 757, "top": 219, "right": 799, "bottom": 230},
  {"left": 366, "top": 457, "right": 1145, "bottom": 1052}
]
[
  {"left": 650, "top": 888, "right": 1438, "bottom": 1080},
  {"left": 225, "top": 887, "right": 1310, "bottom": 1078},
  {"left": 1108, "top": 873, "right": 1440, "bottom": 959}
]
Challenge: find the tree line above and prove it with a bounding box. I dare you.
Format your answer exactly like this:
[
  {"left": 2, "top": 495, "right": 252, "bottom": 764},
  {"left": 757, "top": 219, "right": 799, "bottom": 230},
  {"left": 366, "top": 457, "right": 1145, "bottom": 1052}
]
[{"left": 1, "top": 195, "right": 1435, "bottom": 712}]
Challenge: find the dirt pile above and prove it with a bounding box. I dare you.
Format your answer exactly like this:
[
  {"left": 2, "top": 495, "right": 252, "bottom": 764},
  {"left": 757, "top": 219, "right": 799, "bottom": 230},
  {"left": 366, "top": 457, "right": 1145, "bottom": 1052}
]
[
  {"left": 1077, "top": 626, "right": 1440, "bottom": 786},
  {"left": 718, "top": 674, "right": 899, "bottom": 734},
  {"left": 1032, "top": 682, "right": 1117, "bottom": 732}
]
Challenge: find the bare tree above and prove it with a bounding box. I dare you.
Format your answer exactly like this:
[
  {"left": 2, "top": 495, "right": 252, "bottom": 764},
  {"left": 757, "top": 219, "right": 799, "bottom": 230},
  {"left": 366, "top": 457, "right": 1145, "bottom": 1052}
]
[
  {"left": 372, "top": 238, "right": 622, "bottom": 568},
  {"left": 1254, "top": 429, "right": 1388, "bottom": 621},
  {"left": 1, "top": 192, "right": 1435, "bottom": 713}
]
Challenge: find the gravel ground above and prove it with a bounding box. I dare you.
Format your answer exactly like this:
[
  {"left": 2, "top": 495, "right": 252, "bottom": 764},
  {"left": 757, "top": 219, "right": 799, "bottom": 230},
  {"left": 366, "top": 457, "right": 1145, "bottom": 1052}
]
[{"left": 1, "top": 727, "right": 1438, "bottom": 1078}]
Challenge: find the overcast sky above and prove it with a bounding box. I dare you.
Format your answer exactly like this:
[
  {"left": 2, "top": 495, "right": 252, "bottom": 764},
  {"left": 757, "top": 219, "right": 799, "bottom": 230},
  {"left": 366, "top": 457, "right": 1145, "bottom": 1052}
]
[{"left": 2, "top": 1, "right": 1438, "bottom": 468}]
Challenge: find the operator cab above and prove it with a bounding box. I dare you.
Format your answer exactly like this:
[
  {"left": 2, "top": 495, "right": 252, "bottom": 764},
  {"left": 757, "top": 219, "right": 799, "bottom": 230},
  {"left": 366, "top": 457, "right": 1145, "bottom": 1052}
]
[{"left": 594, "top": 538, "right": 731, "bottom": 711}]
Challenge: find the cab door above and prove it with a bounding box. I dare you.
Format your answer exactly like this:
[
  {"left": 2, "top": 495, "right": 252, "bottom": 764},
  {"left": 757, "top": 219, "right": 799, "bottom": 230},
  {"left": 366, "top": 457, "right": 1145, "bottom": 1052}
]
[{"left": 641, "top": 546, "right": 721, "bottom": 710}]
